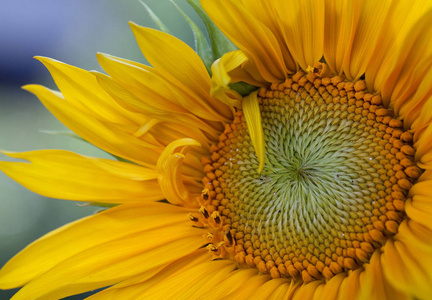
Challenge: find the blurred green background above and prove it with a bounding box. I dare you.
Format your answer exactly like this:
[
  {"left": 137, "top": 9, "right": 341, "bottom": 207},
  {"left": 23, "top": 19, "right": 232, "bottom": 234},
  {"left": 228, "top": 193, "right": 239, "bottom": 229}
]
[{"left": 0, "top": 1, "right": 203, "bottom": 298}]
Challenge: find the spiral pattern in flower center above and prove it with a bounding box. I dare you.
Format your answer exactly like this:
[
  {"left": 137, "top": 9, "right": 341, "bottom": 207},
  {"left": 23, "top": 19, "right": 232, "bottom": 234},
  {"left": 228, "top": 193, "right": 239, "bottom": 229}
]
[{"left": 193, "top": 71, "right": 421, "bottom": 282}]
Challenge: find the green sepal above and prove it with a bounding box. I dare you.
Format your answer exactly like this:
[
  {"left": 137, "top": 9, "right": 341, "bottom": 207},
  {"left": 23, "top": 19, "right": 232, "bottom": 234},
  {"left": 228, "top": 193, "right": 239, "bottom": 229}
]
[
  {"left": 39, "top": 130, "right": 87, "bottom": 142},
  {"left": 229, "top": 82, "right": 259, "bottom": 97},
  {"left": 171, "top": 0, "right": 214, "bottom": 74},
  {"left": 109, "top": 154, "right": 137, "bottom": 164},
  {"left": 79, "top": 202, "right": 119, "bottom": 209},
  {"left": 139, "top": 0, "right": 171, "bottom": 34},
  {"left": 187, "top": 0, "right": 237, "bottom": 59}
]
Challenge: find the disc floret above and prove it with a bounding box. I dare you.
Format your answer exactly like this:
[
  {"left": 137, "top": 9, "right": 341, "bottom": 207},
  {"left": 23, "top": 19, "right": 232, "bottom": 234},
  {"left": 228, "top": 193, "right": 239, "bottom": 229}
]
[{"left": 193, "top": 70, "right": 420, "bottom": 282}]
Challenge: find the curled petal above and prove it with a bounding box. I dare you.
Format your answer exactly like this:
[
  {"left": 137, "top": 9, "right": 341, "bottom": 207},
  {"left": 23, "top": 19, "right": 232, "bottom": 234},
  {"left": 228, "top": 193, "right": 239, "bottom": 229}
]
[
  {"left": 210, "top": 50, "right": 249, "bottom": 107},
  {"left": 157, "top": 139, "right": 202, "bottom": 206}
]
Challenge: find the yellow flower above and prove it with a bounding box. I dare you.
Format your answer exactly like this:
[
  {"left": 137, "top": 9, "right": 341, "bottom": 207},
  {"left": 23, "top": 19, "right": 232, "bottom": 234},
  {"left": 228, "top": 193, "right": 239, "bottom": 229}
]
[{"left": 1, "top": 0, "right": 432, "bottom": 299}]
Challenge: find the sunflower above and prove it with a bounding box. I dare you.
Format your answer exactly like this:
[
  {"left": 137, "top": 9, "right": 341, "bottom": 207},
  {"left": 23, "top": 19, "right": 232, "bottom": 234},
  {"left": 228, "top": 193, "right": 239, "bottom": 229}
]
[{"left": 1, "top": 0, "right": 432, "bottom": 299}]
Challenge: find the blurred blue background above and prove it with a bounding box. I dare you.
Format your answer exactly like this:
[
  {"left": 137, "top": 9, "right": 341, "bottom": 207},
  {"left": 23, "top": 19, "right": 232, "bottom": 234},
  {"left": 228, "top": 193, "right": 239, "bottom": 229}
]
[{"left": 0, "top": 1, "right": 203, "bottom": 298}]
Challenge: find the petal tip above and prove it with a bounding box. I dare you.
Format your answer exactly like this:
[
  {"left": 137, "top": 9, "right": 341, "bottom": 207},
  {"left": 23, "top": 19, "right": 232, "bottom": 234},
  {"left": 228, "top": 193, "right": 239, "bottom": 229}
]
[
  {"left": 128, "top": 21, "right": 141, "bottom": 31},
  {"left": 33, "top": 56, "right": 54, "bottom": 65},
  {"left": 21, "top": 84, "right": 39, "bottom": 93}
]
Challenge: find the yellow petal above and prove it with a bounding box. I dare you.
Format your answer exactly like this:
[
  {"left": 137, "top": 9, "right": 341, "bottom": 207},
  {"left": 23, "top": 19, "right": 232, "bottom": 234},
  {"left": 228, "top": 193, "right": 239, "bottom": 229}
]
[
  {"left": 396, "top": 220, "right": 432, "bottom": 253},
  {"left": 97, "top": 52, "right": 208, "bottom": 121},
  {"left": 97, "top": 54, "right": 230, "bottom": 135},
  {"left": 0, "top": 202, "right": 195, "bottom": 289},
  {"left": 229, "top": 58, "right": 267, "bottom": 87},
  {"left": 0, "top": 150, "right": 162, "bottom": 202},
  {"left": 268, "top": 280, "right": 301, "bottom": 300},
  {"left": 11, "top": 225, "right": 203, "bottom": 300},
  {"left": 93, "top": 70, "right": 174, "bottom": 116},
  {"left": 360, "top": 250, "right": 410, "bottom": 300},
  {"left": 342, "top": 0, "right": 393, "bottom": 81},
  {"left": 202, "top": 0, "right": 288, "bottom": 82},
  {"left": 93, "top": 71, "right": 220, "bottom": 146},
  {"left": 403, "top": 69, "right": 432, "bottom": 130},
  {"left": 86, "top": 249, "right": 210, "bottom": 299},
  {"left": 239, "top": 0, "right": 298, "bottom": 73},
  {"left": 323, "top": 0, "right": 363, "bottom": 75},
  {"left": 210, "top": 50, "right": 266, "bottom": 88},
  {"left": 312, "top": 273, "right": 345, "bottom": 300},
  {"left": 212, "top": 50, "right": 249, "bottom": 87},
  {"left": 35, "top": 56, "right": 139, "bottom": 125},
  {"left": 96, "top": 53, "right": 188, "bottom": 115},
  {"left": 273, "top": 0, "right": 325, "bottom": 71},
  {"left": 405, "top": 197, "right": 432, "bottom": 232},
  {"left": 292, "top": 281, "right": 322, "bottom": 300},
  {"left": 381, "top": 239, "right": 432, "bottom": 299},
  {"left": 140, "top": 259, "right": 236, "bottom": 299},
  {"left": 132, "top": 118, "right": 164, "bottom": 147},
  {"left": 336, "top": 269, "right": 362, "bottom": 300},
  {"left": 250, "top": 278, "right": 293, "bottom": 299},
  {"left": 243, "top": 91, "right": 265, "bottom": 173},
  {"left": 214, "top": 270, "right": 273, "bottom": 299},
  {"left": 129, "top": 23, "right": 208, "bottom": 97},
  {"left": 371, "top": 6, "right": 432, "bottom": 105},
  {"left": 157, "top": 139, "right": 202, "bottom": 206},
  {"left": 23, "top": 84, "right": 161, "bottom": 167},
  {"left": 162, "top": 116, "right": 220, "bottom": 150},
  {"left": 146, "top": 121, "right": 211, "bottom": 161},
  {"left": 85, "top": 267, "right": 165, "bottom": 300},
  {"left": 90, "top": 258, "right": 235, "bottom": 299},
  {"left": 210, "top": 50, "right": 247, "bottom": 107},
  {"left": 87, "top": 156, "right": 154, "bottom": 180},
  {"left": 414, "top": 124, "right": 432, "bottom": 165},
  {"left": 405, "top": 176, "right": 432, "bottom": 231},
  {"left": 205, "top": 268, "right": 261, "bottom": 298},
  {"left": 129, "top": 23, "right": 232, "bottom": 121}
]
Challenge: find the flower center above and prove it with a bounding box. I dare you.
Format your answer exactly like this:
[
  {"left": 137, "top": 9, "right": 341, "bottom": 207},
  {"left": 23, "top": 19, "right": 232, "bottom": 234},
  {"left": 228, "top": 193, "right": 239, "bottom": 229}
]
[{"left": 192, "top": 71, "right": 421, "bottom": 282}]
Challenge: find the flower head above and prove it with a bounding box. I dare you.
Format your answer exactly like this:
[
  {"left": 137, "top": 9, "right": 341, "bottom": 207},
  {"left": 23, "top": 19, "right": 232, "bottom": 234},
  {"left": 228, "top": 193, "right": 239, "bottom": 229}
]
[{"left": 1, "top": 0, "right": 432, "bottom": 299}]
